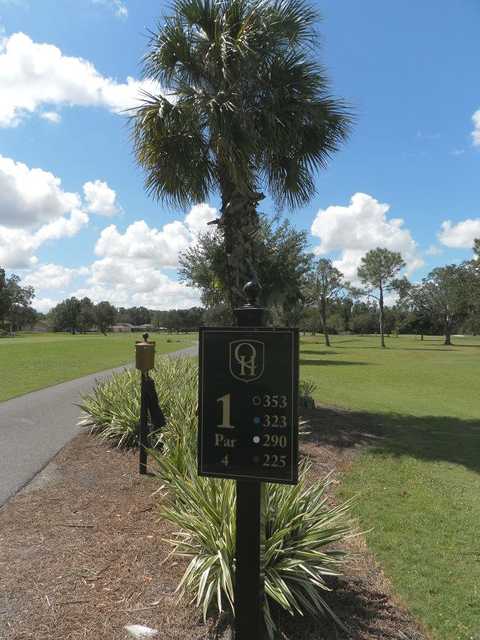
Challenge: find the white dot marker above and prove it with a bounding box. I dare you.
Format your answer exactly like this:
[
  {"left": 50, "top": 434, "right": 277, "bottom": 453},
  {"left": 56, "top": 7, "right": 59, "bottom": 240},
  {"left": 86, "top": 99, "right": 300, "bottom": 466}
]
[{"left": 253, "top": 436, "right": 260, "bottom": 444}]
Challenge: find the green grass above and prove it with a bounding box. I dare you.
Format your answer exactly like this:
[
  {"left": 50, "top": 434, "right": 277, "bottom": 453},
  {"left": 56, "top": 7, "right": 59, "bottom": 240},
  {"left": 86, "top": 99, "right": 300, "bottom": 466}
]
[
  {"left": 0, "top": 331, "right": 196, "bottom": 402},
  {"left": 300, "top": 334, "right": 480, "bottom": 639}
]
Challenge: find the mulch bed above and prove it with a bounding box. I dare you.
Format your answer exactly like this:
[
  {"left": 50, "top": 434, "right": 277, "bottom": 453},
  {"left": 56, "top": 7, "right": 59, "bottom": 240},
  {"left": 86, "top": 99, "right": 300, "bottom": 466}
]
[{"left": 0, "top": 406, "right": 428, "bottom": 640}]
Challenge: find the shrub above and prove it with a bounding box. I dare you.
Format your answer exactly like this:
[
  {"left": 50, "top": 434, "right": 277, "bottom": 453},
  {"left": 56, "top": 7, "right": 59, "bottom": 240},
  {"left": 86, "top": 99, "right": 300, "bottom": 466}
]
[
  {"left": 77, "top": 357, "right": 197, "bottom": 452},
  {"left": 299, "top": 379, "right": 317, "bottom": 409},
  {"left": 153, "top": 454, "right": 353, "bottom": 638},
  {"left": 77, "top": 368, "right": 141, "bottom": 447}
]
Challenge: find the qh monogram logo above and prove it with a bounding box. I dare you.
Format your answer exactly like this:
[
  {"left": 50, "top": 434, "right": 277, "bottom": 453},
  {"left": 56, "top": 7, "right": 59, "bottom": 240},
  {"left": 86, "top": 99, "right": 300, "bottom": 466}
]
[{"left": 229, "top": 340, "right": 265, "bottom": 383}]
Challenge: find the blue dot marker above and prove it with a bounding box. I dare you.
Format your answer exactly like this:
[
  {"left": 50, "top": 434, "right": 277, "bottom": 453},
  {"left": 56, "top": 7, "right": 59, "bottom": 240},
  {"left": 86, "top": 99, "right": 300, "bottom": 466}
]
[{"left": 253, "top": 416, "right": 261, "bottom": 425}]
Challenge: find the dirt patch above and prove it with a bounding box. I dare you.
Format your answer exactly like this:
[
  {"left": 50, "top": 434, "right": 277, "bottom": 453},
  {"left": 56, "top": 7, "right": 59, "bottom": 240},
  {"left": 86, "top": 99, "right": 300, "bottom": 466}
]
[
  {"left": 0, "top": 436, "right": 206, "bottom": 640},
  {"left": 0, "top": 406, "right": 427, "bottom": 639}
]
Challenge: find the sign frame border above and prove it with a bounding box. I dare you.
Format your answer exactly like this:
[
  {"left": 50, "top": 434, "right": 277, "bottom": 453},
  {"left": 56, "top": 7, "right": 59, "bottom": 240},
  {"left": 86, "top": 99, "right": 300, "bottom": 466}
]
[{"left": 198, "top": 326, "right": 299, "bottom": 484}]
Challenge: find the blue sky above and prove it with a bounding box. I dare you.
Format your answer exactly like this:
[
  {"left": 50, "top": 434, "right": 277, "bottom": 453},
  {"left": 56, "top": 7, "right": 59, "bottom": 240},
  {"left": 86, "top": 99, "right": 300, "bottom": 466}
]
[{"left": 0, "top": 0, "right": 478, "bottom": 312}]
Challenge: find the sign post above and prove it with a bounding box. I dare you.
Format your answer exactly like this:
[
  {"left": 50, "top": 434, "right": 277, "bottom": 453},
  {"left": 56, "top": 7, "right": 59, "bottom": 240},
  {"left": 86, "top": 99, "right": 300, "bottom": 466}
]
[{"left": 198, "top": 282, "right": 299, "bottom": 639}]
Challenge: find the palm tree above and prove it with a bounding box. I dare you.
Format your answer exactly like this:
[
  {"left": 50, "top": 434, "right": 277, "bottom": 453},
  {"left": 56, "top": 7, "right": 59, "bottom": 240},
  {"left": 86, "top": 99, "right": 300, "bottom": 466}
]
[{"left": 132, "top": 0, "right": 352, "bottom": 308}]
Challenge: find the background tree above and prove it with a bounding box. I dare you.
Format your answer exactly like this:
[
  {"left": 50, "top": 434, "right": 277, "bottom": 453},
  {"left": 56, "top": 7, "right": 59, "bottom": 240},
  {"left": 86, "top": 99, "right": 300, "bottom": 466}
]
[
  {"left": 473, "top": 238, "right": 480, "bottom": 260},
  {"left": 95, "top": 301, "right": 116, "bottom": 335},
  {"left": 200, "top": 304, "right": 232, "bottom": 328},
  {"left": 276, "top": 300, "right": 305, "bottom": 328},
  {"left": 337, "top": 296, "right": 354, "bottom": 333},
  {"left": 132, "top": 0, "right": 351, "bottom": 311},
  {"left": 0, "top": 268, "right": 9, "bottom": 328},
  {"left": 357, "top": 248, "right": 406, "bottom": 347},
  {"left": 304, "top": 258, "right": 347, "bottom": 346},
  {"left": 50, "top": 297, "right": 82, "bottom": 334},
  {"left": 8, "top": 287, "right": 38, "bottom": 331},
  {"left": 0, "top": 268, "right": 35, "bottom": 333},
  {"left": 413, "top": 265, "right": 471, "bottom": 345},
  {"left": 299, "top": 306, "right": 321, "bottom": 335},
  {"left": 350, "top": 301, "right": 380, "bottom": 335},
  {"left": 128, "top": 306, "right": 151, "bottom": 326},
  {"left": 394, "top": 278, "right": 432, "bottom": 340},
  {"left": 115, "top": 307, "right": 130, "bottom": 324},
  {"left": 463, "top": 238, "right": 480, "bottom": 334},
  {"left": 180, "top": 216, "right": 312, "bottom": 321},
  {"left": 78, "top": 297, "right": 96, "bottom": 333}
]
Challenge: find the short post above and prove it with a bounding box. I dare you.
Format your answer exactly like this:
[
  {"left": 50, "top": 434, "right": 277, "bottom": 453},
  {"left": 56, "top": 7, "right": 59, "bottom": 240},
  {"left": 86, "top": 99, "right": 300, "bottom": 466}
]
[
  {"left": 139, "top": 372, "right": 148, "bottom": 474},
  {"left": 135, "top": 333, "right": 155, "bottom": 475},
  {"left": 233, "top": 281, "right": 265, "bottom": 640}
]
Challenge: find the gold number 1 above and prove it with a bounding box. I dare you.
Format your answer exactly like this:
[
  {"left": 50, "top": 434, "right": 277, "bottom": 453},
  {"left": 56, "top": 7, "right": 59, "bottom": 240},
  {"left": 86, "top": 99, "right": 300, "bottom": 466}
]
[{"left": 217, "top": 394, "right": 235, "bottom": 429}]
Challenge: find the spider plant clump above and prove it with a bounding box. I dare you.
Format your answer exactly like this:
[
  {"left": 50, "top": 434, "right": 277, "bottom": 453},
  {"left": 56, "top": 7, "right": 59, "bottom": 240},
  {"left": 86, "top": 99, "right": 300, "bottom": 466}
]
[
  {"left": 153, "top": 448, "right": 353, "bottom": 638},
  {"left": 77, "top": 356, "right": 197, "bottom": 452}
]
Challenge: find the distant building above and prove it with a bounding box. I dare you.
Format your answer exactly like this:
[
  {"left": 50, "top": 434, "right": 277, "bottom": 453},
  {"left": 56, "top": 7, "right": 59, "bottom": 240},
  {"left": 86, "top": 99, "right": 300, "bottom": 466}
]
[
  {"left": 134, "top": 324, "right": 154, "bottom": 331},
  {"left": 111, "top": 323, "right": 135, "bottom": 333},
  {"left": 31, "top": 321, "right": 50, "bottom": 333},
  {"left": 111, "top": 323, "right": 155, "bottom": 333}
]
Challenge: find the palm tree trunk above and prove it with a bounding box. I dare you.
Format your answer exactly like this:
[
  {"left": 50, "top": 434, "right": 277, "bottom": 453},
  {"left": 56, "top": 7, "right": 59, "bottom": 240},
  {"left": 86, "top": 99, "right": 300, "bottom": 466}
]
[{"left": 220, "top": 187, "right": 263, "bottom": 312}]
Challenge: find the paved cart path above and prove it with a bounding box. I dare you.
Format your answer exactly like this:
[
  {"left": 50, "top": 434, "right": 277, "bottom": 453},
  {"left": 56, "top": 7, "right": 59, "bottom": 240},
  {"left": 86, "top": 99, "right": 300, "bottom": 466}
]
[{"left": 0, "top": 345, "right": 198, "bottom": 508}]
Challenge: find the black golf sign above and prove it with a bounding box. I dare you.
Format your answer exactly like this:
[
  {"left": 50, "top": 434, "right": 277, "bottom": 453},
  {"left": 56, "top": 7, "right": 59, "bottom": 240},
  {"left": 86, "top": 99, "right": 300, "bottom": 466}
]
[{"left": 198, "top": 327, "right": 299, "bottom": 484}]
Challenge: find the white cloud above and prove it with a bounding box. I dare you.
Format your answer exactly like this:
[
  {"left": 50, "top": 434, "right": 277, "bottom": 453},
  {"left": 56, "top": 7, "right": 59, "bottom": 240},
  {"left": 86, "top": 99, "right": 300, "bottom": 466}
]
[
  {"left": 34, "top": 209, "right": 89, "bottom": 244},
  {"left": 184, "top": 203, "right": 218, "bottom": 235},
  {"left": 0, "top": 154, "right": 80, "bottom": 227},
  {"left": 92, "top": 0, "right": 128, "bottom": 19},
  {"left": 94, "top": 220, "right": 191, "bottom": 267},
  {"left": 83, "top": 179, "right": 120, "bottom": 216},
  {"left": 0, "top": 32, "right": 159, "bottom": 127},
  {"left": 40, "top": 111, "right": 61, "bottom": 124},
  {"left": 32, "top": 297, "right": 59, "bottom": 314},
  {"left": 0, "top": 154, "right": 125, "bottom": 268},
  {"left": 22, "top": 263, "right": 87, "bottom": 289},
  {"left": 94, "top": 203, "right": 217, "bottom": 267},
  {"left": 311, "top": 192, "right": 423, "bottom": 282},
  {"left": 438, "top": 219, "right": 480, "bottom": 249},
  {"left": 68, "top": 203, "right": 217, "bottom": 309},
  {"left": 0, "top": 227, "right": 39, "bottom": 268},
  {"left": 0, "top": 154, "right": 102, "bottom": 267},
  {"left": 472, "top": 110, "right": 480, "bottom": 146},
  {"left": 0, "top": 210, "right": 90, "bottom": 268},
  {"left": 74, "top": 261, "right": 201, "bottom": 310},
  {"left": 425, "top": 244, "right": 442, "bottom": 256},
  {"left": 8, "top": 199, "right": 216, "bottom": 308}
]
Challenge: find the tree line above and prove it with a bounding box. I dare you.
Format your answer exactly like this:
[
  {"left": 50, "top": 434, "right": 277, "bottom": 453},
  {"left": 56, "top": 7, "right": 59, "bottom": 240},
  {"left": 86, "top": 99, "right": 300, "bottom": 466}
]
[
  {"left": 46, "top": 299, "right": 206, "bottom": 334},
  {"left": 179, "top": 220, "right": 480, "bottom": 347},
  {"left": 1, "top": 233, "right": 478, "bottom": 342}
]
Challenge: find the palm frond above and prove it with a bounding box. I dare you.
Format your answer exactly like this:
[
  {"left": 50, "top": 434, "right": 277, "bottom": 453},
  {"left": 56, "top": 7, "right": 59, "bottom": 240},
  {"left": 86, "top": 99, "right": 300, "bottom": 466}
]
[
  {"left": 131, "top": 92, "right": 216, "bottom": 207},
  {"left": 132, "top": 0, "right": 352, "bottom": 209}
]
